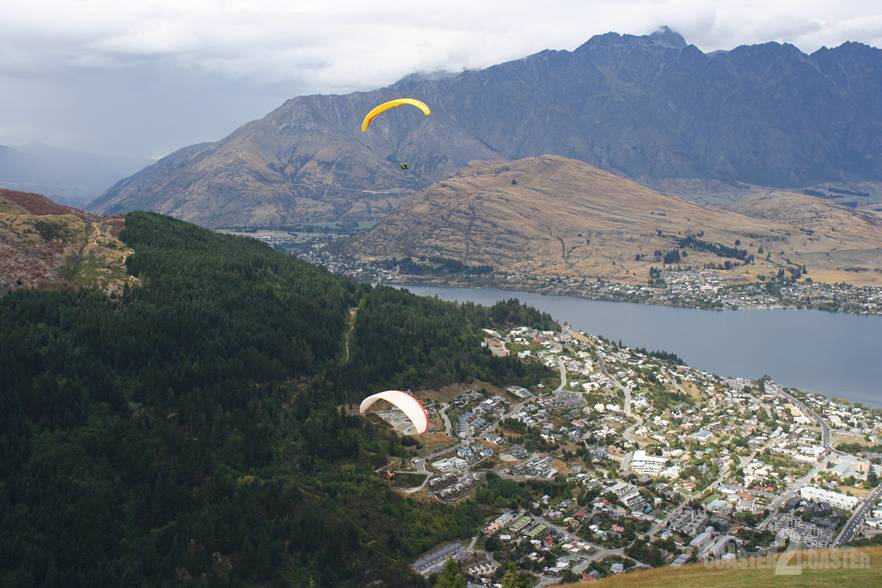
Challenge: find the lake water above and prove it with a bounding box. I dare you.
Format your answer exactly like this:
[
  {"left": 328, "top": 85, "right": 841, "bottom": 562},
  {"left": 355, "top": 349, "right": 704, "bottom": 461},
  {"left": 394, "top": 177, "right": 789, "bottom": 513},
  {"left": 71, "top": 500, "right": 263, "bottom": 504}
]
[{"left": 402, "top": 285, "right": 882, "bottom": 407}]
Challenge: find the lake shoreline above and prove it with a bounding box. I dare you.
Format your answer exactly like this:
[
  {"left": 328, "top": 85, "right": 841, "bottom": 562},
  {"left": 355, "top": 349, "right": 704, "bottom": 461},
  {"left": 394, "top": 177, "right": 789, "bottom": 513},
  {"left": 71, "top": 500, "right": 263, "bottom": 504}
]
[
  {"left": 391, "top": 280, "right": 796, "bottom": 314},
  {"left": 383, "top": 274, "right": 882, "bottom": 316},
  {"left": 399, "top": 283, "right": 882, "bottom": 408}
]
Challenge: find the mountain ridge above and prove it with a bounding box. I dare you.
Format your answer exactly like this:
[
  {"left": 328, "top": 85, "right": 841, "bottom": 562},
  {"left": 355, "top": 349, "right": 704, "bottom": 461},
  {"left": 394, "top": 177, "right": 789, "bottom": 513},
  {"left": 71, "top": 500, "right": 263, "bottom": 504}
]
[{"left": 91, "top": 29, "right": 882, "bottom": 228}]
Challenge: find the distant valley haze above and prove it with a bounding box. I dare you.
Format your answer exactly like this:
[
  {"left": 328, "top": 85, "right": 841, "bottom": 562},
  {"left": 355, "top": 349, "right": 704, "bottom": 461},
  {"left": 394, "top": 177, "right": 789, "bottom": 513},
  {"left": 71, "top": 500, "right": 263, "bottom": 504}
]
[{"left": 0, "top": 143, "right": 152, "bottom": 204}]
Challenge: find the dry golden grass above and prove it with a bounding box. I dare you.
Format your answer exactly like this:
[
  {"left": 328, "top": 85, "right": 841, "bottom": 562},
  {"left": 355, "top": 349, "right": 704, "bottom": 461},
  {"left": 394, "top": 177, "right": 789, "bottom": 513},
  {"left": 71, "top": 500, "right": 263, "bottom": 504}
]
[
  {"left": 553, "top": 458, "right": 572, "bottom": 475},
  {"left": 564, "top": 546, "right": 882, "bottom": 588},
  {"left": 800, "top": 269, "right": 882, "bottom": 287},
  {"left": 349, "top": 156, "right": 882, "bottom": 286},
  {"left": 833, "top": 432, "right": 872, "bottom": 448},
  {"left": 837, "top": 485, "right": 872, "bottom": 498},
  {"left": 418, "top": 432, "right": 454, "bottom": 451},
  {"left": 415, "top": 381, "right": 507, "bottom": 403},
  {"left": 416, "top": 383, "right": 474, "bottom": 404},
  {"left": 731, "top": 191, "right": 882, "bottom": 285}
]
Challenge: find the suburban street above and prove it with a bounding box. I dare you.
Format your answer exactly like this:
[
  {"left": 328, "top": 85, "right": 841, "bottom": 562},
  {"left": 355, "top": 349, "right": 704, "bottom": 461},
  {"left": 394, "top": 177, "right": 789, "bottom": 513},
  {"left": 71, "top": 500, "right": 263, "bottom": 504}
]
[
  {"left": 395, "top": 326, "right": 882, "bottom": 581},
  {"left": 530, "top": 512, "right": 648, "bottom": 585},
  {"left": 758, "top": 455, "right": 832, "bottom": 529},
  {"left": 439, "top": 402, "right": 453, "bottom": 436},
  {"left": 772, "top": 384, "right": 833, "bottom": 450},
  {"left": 395, "top": 358, "right": 571, "bottom": 493},
  {"left": 584, "top": 335, "right": 642, "bottom": 443},
  {"left": 834, "top": 483, "right": 882, "bottom": 546},
  {"left": 593, "top": 349, "right": 632, "bottom": 418}
]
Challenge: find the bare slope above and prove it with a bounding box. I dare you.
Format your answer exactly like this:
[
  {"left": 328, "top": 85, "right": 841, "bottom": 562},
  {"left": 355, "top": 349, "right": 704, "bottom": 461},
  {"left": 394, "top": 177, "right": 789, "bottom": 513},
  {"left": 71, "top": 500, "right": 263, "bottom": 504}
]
[
  {"left": 729, "top": 191, "right": 882, "bottom": 285},
  {"left": 0, "top": 189, "right": 135, "bottom": 294},
  {"left": 346, "top": 156, "right": 882, "bottom": 285},
  {"left": 90, "top": 96, "right": 499, "bottom": 227}
]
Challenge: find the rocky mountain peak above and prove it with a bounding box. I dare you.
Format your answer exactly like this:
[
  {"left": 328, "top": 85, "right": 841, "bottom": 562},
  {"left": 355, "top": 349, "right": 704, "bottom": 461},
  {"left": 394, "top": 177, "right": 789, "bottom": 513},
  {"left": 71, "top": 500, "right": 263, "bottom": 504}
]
[{"left": 649, "top": 25, "right": 688, "bottom": 48}]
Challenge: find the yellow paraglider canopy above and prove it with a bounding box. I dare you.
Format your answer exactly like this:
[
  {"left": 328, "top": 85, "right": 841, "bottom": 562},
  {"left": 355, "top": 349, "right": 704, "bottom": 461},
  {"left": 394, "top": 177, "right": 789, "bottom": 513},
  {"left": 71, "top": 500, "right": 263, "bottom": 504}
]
[{"left": 361, "top": 98, "right": 431, "bottom": 133}]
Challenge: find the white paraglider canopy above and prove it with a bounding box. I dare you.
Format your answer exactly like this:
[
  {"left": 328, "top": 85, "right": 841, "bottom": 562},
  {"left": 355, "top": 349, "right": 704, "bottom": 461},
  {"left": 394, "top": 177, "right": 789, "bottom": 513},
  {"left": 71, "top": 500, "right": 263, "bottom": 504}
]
[{"left": 359, "top": 390, "right": 429, "bottom": 434}]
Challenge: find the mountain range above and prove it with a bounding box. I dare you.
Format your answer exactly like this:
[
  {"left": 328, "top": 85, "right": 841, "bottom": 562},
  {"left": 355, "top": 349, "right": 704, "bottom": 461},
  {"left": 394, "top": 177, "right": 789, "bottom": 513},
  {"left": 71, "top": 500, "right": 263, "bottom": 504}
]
[{"left": 91, "top": 27, "right": 882, "bottom": 228}]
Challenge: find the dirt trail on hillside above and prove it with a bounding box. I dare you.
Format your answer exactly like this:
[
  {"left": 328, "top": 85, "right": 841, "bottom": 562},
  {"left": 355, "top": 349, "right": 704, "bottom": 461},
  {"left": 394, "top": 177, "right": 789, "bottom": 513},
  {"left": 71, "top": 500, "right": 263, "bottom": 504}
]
[{"left": 343, "top": 307, "right": 358, "bottom": 362}]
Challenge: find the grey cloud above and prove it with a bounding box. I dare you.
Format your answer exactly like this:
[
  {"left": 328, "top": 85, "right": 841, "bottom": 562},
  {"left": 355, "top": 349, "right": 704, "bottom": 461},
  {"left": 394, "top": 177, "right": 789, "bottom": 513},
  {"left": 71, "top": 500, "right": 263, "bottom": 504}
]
[{"left": 1, "top": 0, "right": 881, "bottom": 159}]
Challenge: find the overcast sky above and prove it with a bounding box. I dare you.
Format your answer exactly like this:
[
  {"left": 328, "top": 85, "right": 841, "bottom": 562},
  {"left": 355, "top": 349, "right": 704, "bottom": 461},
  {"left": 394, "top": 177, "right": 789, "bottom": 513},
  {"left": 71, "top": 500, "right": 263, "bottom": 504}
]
[{"left": 3, "top": 0, "right": 882, "bottom": 159}]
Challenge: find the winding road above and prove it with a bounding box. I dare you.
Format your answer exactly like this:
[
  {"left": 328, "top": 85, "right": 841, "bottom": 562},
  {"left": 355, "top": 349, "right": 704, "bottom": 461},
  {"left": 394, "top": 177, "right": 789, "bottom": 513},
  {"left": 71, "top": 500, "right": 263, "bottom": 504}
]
[
  {"left": 530, "top": 512, "right": 649, "bottom": 585},
  {"left": 394, "top": 360, "right": 568, "bottom": 494},
  {"left": 555, "top": 357, "right": 567, "bottom": 393},
  {"left": 439, "top": 402, "right": 453, "bottom": 436},
  {"left": 588, "top": 340, "right": 644, "bottom": 448}
]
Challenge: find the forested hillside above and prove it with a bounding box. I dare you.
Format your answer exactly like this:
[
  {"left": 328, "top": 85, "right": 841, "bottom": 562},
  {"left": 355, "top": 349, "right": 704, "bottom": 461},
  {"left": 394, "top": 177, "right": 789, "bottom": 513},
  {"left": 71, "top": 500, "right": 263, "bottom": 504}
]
[
  {"left": 345, "top": 287, "right": 555, "bottom": 390},
  {"left": 0, "top": 212, "right": 553, "bottom": 587}
]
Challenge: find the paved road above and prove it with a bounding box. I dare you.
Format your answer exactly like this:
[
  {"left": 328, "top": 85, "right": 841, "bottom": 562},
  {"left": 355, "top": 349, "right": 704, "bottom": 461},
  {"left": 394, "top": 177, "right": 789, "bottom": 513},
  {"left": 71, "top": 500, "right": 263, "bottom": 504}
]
[
  {"left": 590, "top": 342, "right": 644, "bottom": 452},
  {"left": 771, "top": 384, "right": 834, "bottom": 450},
  {"left": 531, "top": 512, "right": 646, "bottom": 571},
  {"left": 396, "top": 364, "right": 559, "bottom": 492},
  {"left": 648, "top": 503, "right": 685, "bottom": 538},
  {"left": 758, "top": 454, "right": 831, "bottom": 529},
  {"left": 834, "top": 483, "right": 882, "bottom": 546},
  {"left": 402, "top": 458, "right": 431, "bottom": 494},
  {"left": 563, "top": 326, "right": 632, "bottom": 417},
  {"left": 752, "top": 385, "right": 839, "bottom": 530},
  {"left": 622, "top": 423, "right": 639, "bottom": 445},
  {"left": 555, "top": 357, "right": 567, "bottom": 393},
  {"left": 647, "top": 451, "right": 748, "bottom": 539},
  {"left": 593, "top": 350, "right": 632, "bottom": 418},
  {"left": 439, "top": 402, "right": 452, "bottom": 436}
]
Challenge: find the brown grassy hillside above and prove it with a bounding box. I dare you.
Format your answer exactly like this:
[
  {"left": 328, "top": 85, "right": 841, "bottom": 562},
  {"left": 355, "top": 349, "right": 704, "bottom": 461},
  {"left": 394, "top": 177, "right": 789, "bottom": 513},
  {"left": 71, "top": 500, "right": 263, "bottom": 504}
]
[
  {"left": 730, "top": 191, "right": 882, "bottom": 285},
  {"left": 348, "top": 156, "right": 882, "bottom": 285}
]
